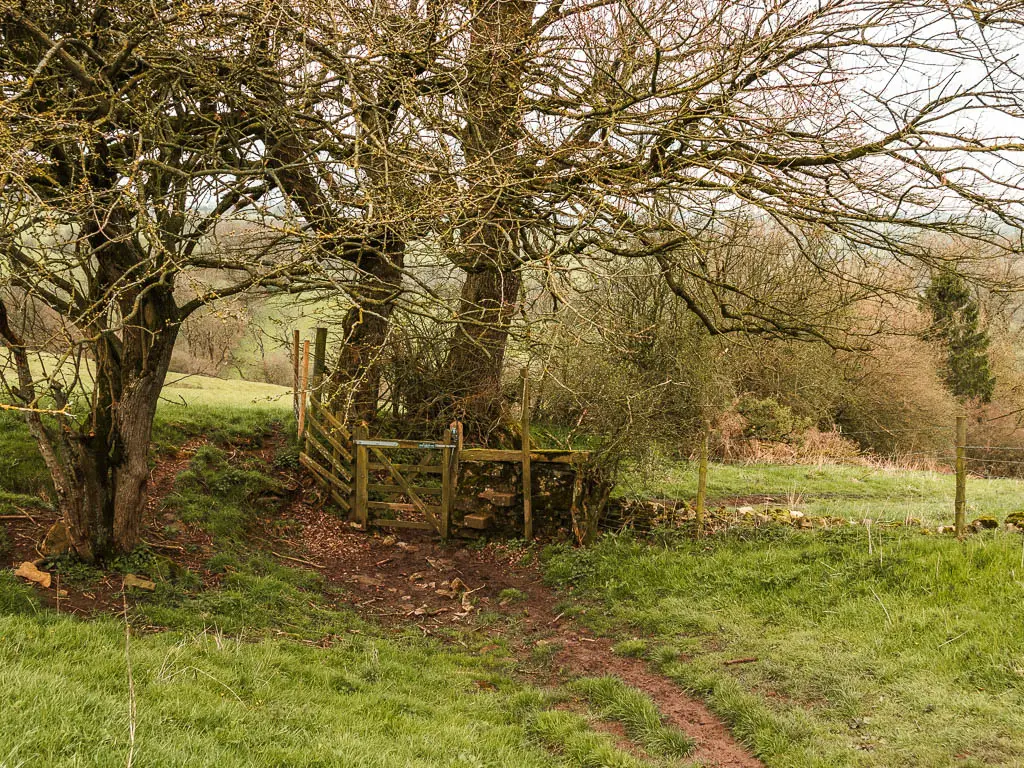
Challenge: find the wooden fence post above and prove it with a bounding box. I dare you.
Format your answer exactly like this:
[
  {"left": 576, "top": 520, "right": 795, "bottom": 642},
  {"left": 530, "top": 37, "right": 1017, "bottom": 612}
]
[
  {"left": 312, "top": 327, "right": 328, "bottom": 404},
  {"left": 440, "top": 425, "right": 453, "bottom": 541},
  {"left": 955, "top": 414, "right": 967, "bottom": 538},
  {"left": 292, "top": 330, "right": 300, "bottom": 420},
  {"left": 521, "top": 370, "right": 533, "bottom": 540},
  {"left": 297, "top": 340, "right": 310, "bottom": 439},
  {"left": 354, "top": 423, "right": 369, "bottom": 530},
  {"left": 696, "top": 422, "right": 708, "bottom": 536}
]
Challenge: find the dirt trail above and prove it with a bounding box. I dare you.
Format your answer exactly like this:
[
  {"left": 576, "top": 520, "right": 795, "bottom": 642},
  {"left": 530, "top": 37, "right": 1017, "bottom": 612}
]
[
  {"left": 2, "top": 439, "right": 763, "bottom": 767},
  {"left": 278, "top": 495, "right": 763, "bottom": 768}
]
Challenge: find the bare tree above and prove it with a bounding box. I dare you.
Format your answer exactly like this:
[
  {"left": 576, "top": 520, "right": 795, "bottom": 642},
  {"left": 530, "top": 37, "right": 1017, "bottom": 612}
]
[
  {"left": 0, "top": 0, "right": 307, "bottom": 560},
  {"left": 247, "top": 0, "right": 1024, "bottom": 433}
]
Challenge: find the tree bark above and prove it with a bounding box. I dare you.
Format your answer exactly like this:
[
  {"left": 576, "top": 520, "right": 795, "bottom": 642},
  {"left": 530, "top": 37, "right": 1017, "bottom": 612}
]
[
  {"left": 444, "top": 263, "right": 522, "bottom": 433},
  {"left": 1, "top": 281, "right": 180, "bottom": 562},
  {"left": 442, "top": 0, "right": 533, "bottom": 432},
  {"left": 329, "top": 234, "right": 405, "bottom": 422}
]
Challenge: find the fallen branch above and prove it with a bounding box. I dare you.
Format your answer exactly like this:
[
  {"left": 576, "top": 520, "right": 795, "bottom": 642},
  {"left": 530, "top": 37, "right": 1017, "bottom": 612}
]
[
  {"left": 142, "top": 539, "right": 187, "bottom": 553},
  {"left": 724, "top": 657, "right": 758, "bottom": 666},
  {"left": 270, "top": 550, "right": 325, "bottom": 569}
]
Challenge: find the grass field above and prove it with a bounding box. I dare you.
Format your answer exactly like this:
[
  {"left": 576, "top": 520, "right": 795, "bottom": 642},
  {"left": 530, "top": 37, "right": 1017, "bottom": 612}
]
[
  {"left": 544, "top": 526, "right": 1024, "bottom": 767},
  {"left": 620, "top": 459, "right": 1024, "bottom": 526},
  {"left": 6, "top": 381, "right": 1024, "bottom": 766},
  {"left": 0, "top": 393, "right": 695, "bottom": 768},
  {"left": 0, "top": 569, "right": 676, "bottom": 768}
]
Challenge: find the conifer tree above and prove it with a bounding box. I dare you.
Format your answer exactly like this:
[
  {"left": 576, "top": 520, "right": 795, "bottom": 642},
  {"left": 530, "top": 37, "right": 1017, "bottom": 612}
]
[{"left": 924, "top": 272, "right": 996, "bottom": 403}]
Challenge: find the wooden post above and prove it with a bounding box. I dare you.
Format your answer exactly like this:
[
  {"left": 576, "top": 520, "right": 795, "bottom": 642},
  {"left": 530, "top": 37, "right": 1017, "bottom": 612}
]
[
  {"left": 292, "top": 330, "right": 300, "bottom": 420},
  {"left": 696, "top": 423, "right": 708, "bottom": 536},
  {"left": 297, "top": 340, "right": 310, "bottom": 439},
  {"left": 955, "top": 414, "right": 967, "bottom": 538},
  {"left": 521, "top": 369, "right": 533, "bottom": 540},
  {"left": 354, "top": 423, "right": 370, "bottom": 530},
  {"left": 440, "top": 425, "right": 453, "bottom": 541},
  {"left": 312, "top": 327, "right": 328, "bottom": 404}
]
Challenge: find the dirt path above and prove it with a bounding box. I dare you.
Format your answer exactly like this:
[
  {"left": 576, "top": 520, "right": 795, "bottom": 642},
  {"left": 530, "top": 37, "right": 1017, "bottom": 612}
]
[
  {"left": 2, "top": 439, "right": 762, "bottom": 767},
  {"left": 273, "top": 495, "right": 762, "bottom": 768}
]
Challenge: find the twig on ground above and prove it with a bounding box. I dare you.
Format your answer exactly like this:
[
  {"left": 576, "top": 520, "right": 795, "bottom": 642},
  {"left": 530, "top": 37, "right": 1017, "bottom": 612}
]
[{"left": 270, "top": 550, "right": 325, "bottom": 569}]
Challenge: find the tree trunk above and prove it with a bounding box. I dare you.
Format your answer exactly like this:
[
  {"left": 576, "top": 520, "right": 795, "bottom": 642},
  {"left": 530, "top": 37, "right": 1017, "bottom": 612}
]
[
  {"left": 328, "top": 234, "right": 405, "bottom": 423},
  {"left": 444, "top": 264, "right": 522, "bottom": 433},
  {"left": 11, "top": 281, "right": 181, "bottom": 562},
  {"left": 442, "top": 0, "right": 533, "bottom": 433}
]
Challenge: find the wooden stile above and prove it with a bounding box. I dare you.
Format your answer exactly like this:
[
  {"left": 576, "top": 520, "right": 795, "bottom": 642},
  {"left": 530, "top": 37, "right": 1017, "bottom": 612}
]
[
  {"left": 440, "top": 425, "right": 453, "bottom": 540},
  {"left": 312, "top": 327, "right": 328, "bottom": 404},
  {"left": 297, "top": 340, "right": 310, "bottom": 439},
  {"left": 292, "top": 330, "right": 300, "bottom": 419}
]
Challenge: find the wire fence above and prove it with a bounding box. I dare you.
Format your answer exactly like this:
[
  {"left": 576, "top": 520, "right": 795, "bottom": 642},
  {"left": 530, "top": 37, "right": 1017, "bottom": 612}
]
[{"left": 597, "top": 416, "right": 1024, "bottom": 537}]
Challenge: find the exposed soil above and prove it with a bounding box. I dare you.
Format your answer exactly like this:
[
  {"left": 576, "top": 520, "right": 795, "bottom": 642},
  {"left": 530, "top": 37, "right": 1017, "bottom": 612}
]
[
  {"left": 269, "top": 494, "right": 762, "bottom": 767},
  {"left": 1, "top": 436, "right": 763, "bottom": 768}
]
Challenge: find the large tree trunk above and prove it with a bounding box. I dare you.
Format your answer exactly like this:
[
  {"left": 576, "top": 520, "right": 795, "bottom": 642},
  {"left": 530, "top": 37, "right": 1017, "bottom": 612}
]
[
  {"left": 1, "top": 280, "right": 180, "bottom": 562},
  {"left": 443, "top": 0, "right": 533, "bottom": 432},
  {"left": 444, "top": 261, "right": 522, "bottom": 433},
  {"left": 329, "top": 234, "right": 405, "bottom": 423}
]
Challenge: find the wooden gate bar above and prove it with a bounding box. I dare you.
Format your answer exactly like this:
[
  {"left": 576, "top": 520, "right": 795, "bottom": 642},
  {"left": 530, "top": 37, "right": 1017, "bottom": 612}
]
[
  {"left": 366, "top": 462, "right": 442, "bottom": 474},
  {"left": 355, "top": 438, "right": 452, "bottom": 450},
  {"left": 367, "top": 483, "right": 440, "bottom": 495}
]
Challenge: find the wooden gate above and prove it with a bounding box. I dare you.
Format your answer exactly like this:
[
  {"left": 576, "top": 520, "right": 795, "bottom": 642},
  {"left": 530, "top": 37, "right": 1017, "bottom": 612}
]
[
  {"left": 299, "top": 398, "right": 459, "bottom": 537},
  {"left": 293, "top": 328, "right": 595, "bottom": 541},
  {"left": 351, "top": 424, "right": 459, "bottom": 537},
  {"left": 298, "top": 399, "right": 354, "bottom": 516}
]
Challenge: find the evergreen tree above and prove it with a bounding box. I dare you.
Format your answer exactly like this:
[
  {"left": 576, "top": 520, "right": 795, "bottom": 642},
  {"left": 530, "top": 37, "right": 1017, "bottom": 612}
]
[{"left": 924, "top": 271, "right": 996, "bottom": 402}]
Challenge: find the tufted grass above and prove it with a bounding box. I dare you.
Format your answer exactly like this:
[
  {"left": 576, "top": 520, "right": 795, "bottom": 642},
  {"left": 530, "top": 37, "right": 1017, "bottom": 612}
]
[{"left": 544, "top": 525, "right": 1024, "bottom": 767}]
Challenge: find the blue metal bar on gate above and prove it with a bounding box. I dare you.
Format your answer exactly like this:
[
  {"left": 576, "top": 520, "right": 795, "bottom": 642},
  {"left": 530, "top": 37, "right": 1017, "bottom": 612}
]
[{"left": 354, "top": 439, "right": 452, "bottom": 450}]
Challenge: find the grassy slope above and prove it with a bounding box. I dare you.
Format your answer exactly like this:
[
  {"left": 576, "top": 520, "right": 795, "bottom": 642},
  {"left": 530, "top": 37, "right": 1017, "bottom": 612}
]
[
  {"left": 0, "top": 374, "right": 291, "bottom": 497},
  {"left": 0, "top": 391, "right": 684, "bottom": 768},
  {"left": 0, "top": 572, "right": 602, "bottom": 768},
  {"left": 544, "top": 526, "right": 1024, "bottom": 768},
  {"left": 620, "top": 460, "right": 1024, "bottom": 526}
]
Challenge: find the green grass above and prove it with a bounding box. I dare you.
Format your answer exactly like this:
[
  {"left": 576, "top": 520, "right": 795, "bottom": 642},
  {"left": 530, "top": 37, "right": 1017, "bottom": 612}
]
[
  {"left": 0, "top": 533, "right": 664, "bottom": 767},
  {"left": 544, "top": 526, "right": 1024, "bottom": 767},
  {"left": 0, "top": 398, "right": 686, "bottom": 768},
  {"left": 568, "top": 677, "right": 694, "bottom": 760},
  {"left": 0, "top": 411, "right": 51, "bottom": 498},
  {"left": 161, "top": 372, "right": 291, "bottom": 410},
  {"left": 0, "top": 593, "right": 595, "bottom": 767},
  {"left": 0, "top": 564, "right": 671, "bottom": 768},
  {"left": 620, "top": 460, "right": 1024, "bottom": 526},
  {"left": 161, "top": 444, "right": 284, "bottom": 541}
]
